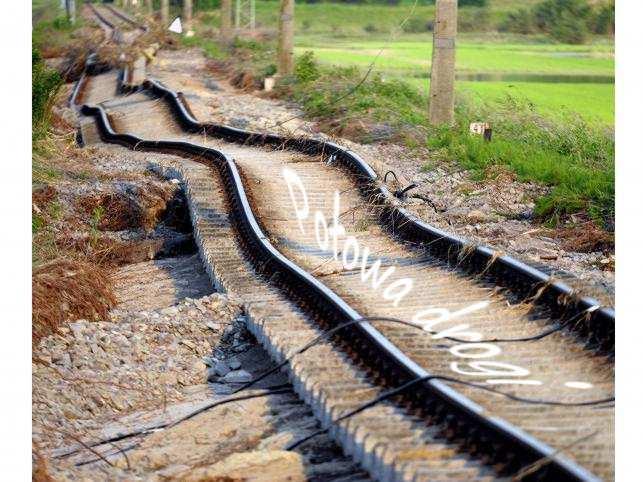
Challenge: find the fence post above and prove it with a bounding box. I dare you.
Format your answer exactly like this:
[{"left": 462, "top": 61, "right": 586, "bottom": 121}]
[
  {"left": 428, "top": 0, "right": 458, "bottom": 126},
  {"left": 277, "top": 0, "right": 294, "bottom": 76},
  {"left": 183, "top": 0, "right": 193, "bottom": 30},
  {"left": 65, "top": 0, "right": 76, "bottom": 24},
  {"left": 161, "top": 0, "right": 169, "bottom": 25},
  {"left": 221, "top": 0, "right": 233, "bottom": 42}
]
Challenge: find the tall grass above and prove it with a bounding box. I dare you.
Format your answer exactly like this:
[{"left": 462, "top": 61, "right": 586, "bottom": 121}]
[
  {"left": 429, "top": 95, "right": 614, "bottom": 224},
  {"left": 32, "top": 48, "right": 63, "bottom": 143}
]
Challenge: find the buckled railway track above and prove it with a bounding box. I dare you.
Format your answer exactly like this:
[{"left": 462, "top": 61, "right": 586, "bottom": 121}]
[
  {"left": 71, "top": 5, "right": 616, "bottom": 481},
  {"left": 86, "top": 2, "right": 145, "bottom": 45}
]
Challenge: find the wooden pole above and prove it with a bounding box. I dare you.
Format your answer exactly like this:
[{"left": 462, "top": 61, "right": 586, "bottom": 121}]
[
  {"left": 183, "top": 0, "right": 193, "bottom": 30},
  {"left": 221, "top": 0, "right": 233, "bottom": 42},
  {"left": 277, "top": 0, "right": 294, "bottom": 76},
  {"left": 428, "top": 0, "right": 457, "bottom": 126},
  {"left": 161, "top": 0, "right": 169, "bottom": 25}
]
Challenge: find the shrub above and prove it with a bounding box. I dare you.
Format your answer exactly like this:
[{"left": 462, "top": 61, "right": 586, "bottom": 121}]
[
  {"left": 593, "top": 0, "right": 615, "bottom": 35},
  {"left": 363, "top": 23, "right": 379, "bottom": 33},
  {"left": 295, "top": 51, "right": 320, "bottom": 83},
  {"left": 550, "top": 9, "right": 590, "bottom": 43},
  {"left": 401, "top": 17, "right": 433, "bottom": 33},
  {"left": 458, "top": 8, "right": 490, "bottom": 32},
  {"left": 533, "top": 0, "right": 592, "bottom": 43},
  {"left": 502, "top": 0, "right": 611, "bottom": 43},
  {"left": 32, "top": 48, "right": 63, "bottom": 142},
  {"left": 500, "top": 8, "right": 535, "bottom": 34},
  {"left": 460, "top": 0, "right": 487, "bottom": 6},
  {"left": 195, "top": 0, "right": 221, "bottom": 11}
]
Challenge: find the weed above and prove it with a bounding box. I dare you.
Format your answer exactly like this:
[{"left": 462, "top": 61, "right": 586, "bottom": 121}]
[
  {"left": 32, "top": 48, "right": 63, "bottom": 142},
  {"left": 294, "top": 51, "right": 320, "bottom": 83},
  {"left": 32, "top": 259, "right": 116, "bottom": 342},
  {"left": 90, "top": 206, "right": 105, "bottom": 247}
]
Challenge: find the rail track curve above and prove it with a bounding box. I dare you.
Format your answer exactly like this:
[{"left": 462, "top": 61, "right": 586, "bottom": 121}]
[{"left": 70, "top": 5, "right": 615, "bottom": 481}]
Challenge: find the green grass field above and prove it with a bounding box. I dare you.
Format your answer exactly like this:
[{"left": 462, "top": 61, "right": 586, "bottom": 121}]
[
  {"left": 292, "top": 35, "right": 614, "bottom": 124},
  {"left": 249, "top": 1, "right": 614, "bottom": 125}
]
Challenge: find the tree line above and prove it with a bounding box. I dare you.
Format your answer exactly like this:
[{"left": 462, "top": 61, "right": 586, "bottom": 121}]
[{"left": 501, "top": 0, "right": 614, "bottom": 43}]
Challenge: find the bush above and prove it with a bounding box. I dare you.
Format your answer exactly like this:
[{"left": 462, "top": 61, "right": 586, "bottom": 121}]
[
  {"left": 549, "top": 9, "right": 589, "bottom": 43},
  {"left": 458, "top": 7, "right": 490, "bottom": 32},
  {"left": 32, "top": 48, "right": 63, "bottom": 141},
  {"left": 502, "top": 0, "right": 611, "bottom": 43},
  {"left": 401, "top": 17, "right": 433, "bottom": 33},
  {"left": 593, "top": 1, "right": 615, "bottom": 35},
  {"left": 195, "top": 0, "right": 221, "bottom": 11},
  {"left": 500, "top": 8, "right": 535, "bottom": 34},
  {"left": 363, "top": 23, "right": 379, "bottom": 33},
  {"left": 295, "top": 51, "right": 320, "bottom": 83},
  {"left": 533, "top": 0, "right": 592, "bottom": 43}
]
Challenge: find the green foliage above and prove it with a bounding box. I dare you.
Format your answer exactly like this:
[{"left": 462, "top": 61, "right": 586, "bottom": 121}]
[
  {"left": 33, "top": 213, "right": 45, "bottom": 234},
  {"left": 534, "top": 0, "right": 591, "bottom": 43},
  {"left": 32, "top": 48, "right": 63, "bottom": 142},
  {"left": 180, "top": 35, "right": 225, "bottom": 59},
  {"left": 401, "top": 17, "right": 433, "bottom": 33},
  {"left": 500, "top": 8, "right": 535, "bottom": 34},
  {"left": 427, "top": 95, "right": 614, "bottom": 225},
  {"left": 295, "top": 51, "right": 320, "bottom": 83},
  {"left": 195, "top": 0, "right": 221, "bottom": 11},
  {"left": 501, "top": 0, "right": 613, "bottom": 43},
  {"left": 593, "top": 1, "right": 615, "bottom": 35}
]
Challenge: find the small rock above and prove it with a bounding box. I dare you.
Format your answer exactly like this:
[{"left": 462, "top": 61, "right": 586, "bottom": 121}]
[
  {"left": 161, "top": 306, "right": 179, "bottom": 316},
  {"left": 234, "top": 343, "right": 250, "bottom": 353},
  {"left": 223, "top": 369, "right": 252, "bottom": 384},
  {"left": 68, "top": 322, "right": 85, "bottom": 340},
  {"left": 204, "top": 78, "right": 220, "bottom": 91},
  {"left": 466, "top": 209, "right": 489, "bottom": 223},
  {"left": 230, "top": 117, "right": 249, "bottom": 129},
  {"left": 181, "top": 340, "right": 197, "bottom": 351},
  {"left": 228, "top": 358, "right": 241, "bottom": 370},
  {"left": 207, "top": 361, "right": 231, "bottom": 382}
]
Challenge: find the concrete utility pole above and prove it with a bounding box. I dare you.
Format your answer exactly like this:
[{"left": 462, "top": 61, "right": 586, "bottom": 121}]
[
  {"left": 221, "top": 0, "right": 233, "bottom": 42},
  {"left": 65, "top": 0, "right": 76, "bottom": 24},
  {"left": 428, "top": 0, "right": 458, "bottom": 126},
  {"left": 277, "top": 0, "right": 294, "bottom": 76},
  {"left": 161, "top": 0, "right": 169, "bottom": 25},
  {"left": 235, "top": 0, "right": 256, "bottom": 31},
  {"left": 183, "top": 0, "right": 193, "bottom": 30}
]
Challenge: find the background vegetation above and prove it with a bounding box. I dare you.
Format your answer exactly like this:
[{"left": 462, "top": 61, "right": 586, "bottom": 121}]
[{"left": 184, "top": 0, "right": 614, "bottom": 228}]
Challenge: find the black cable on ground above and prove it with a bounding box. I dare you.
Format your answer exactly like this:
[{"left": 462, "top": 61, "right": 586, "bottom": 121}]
[
  {"left": 55, "top": 385, "right": 293, "bottom": 459},
  {"left": 286, "top": 374, "right": 614, "bottom": 450}
]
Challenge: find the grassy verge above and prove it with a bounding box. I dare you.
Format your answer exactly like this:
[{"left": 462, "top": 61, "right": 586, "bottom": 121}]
[{"left": 32, "top": 3, "right": 121, "bottom": 340}]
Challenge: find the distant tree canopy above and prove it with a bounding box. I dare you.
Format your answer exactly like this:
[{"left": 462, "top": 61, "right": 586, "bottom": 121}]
[
  {"left": 501, "top": 0, "right": 614, "bottom": 43},
  {"left": 299, "top": 0, "right": 487, "bottom": 6}
]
